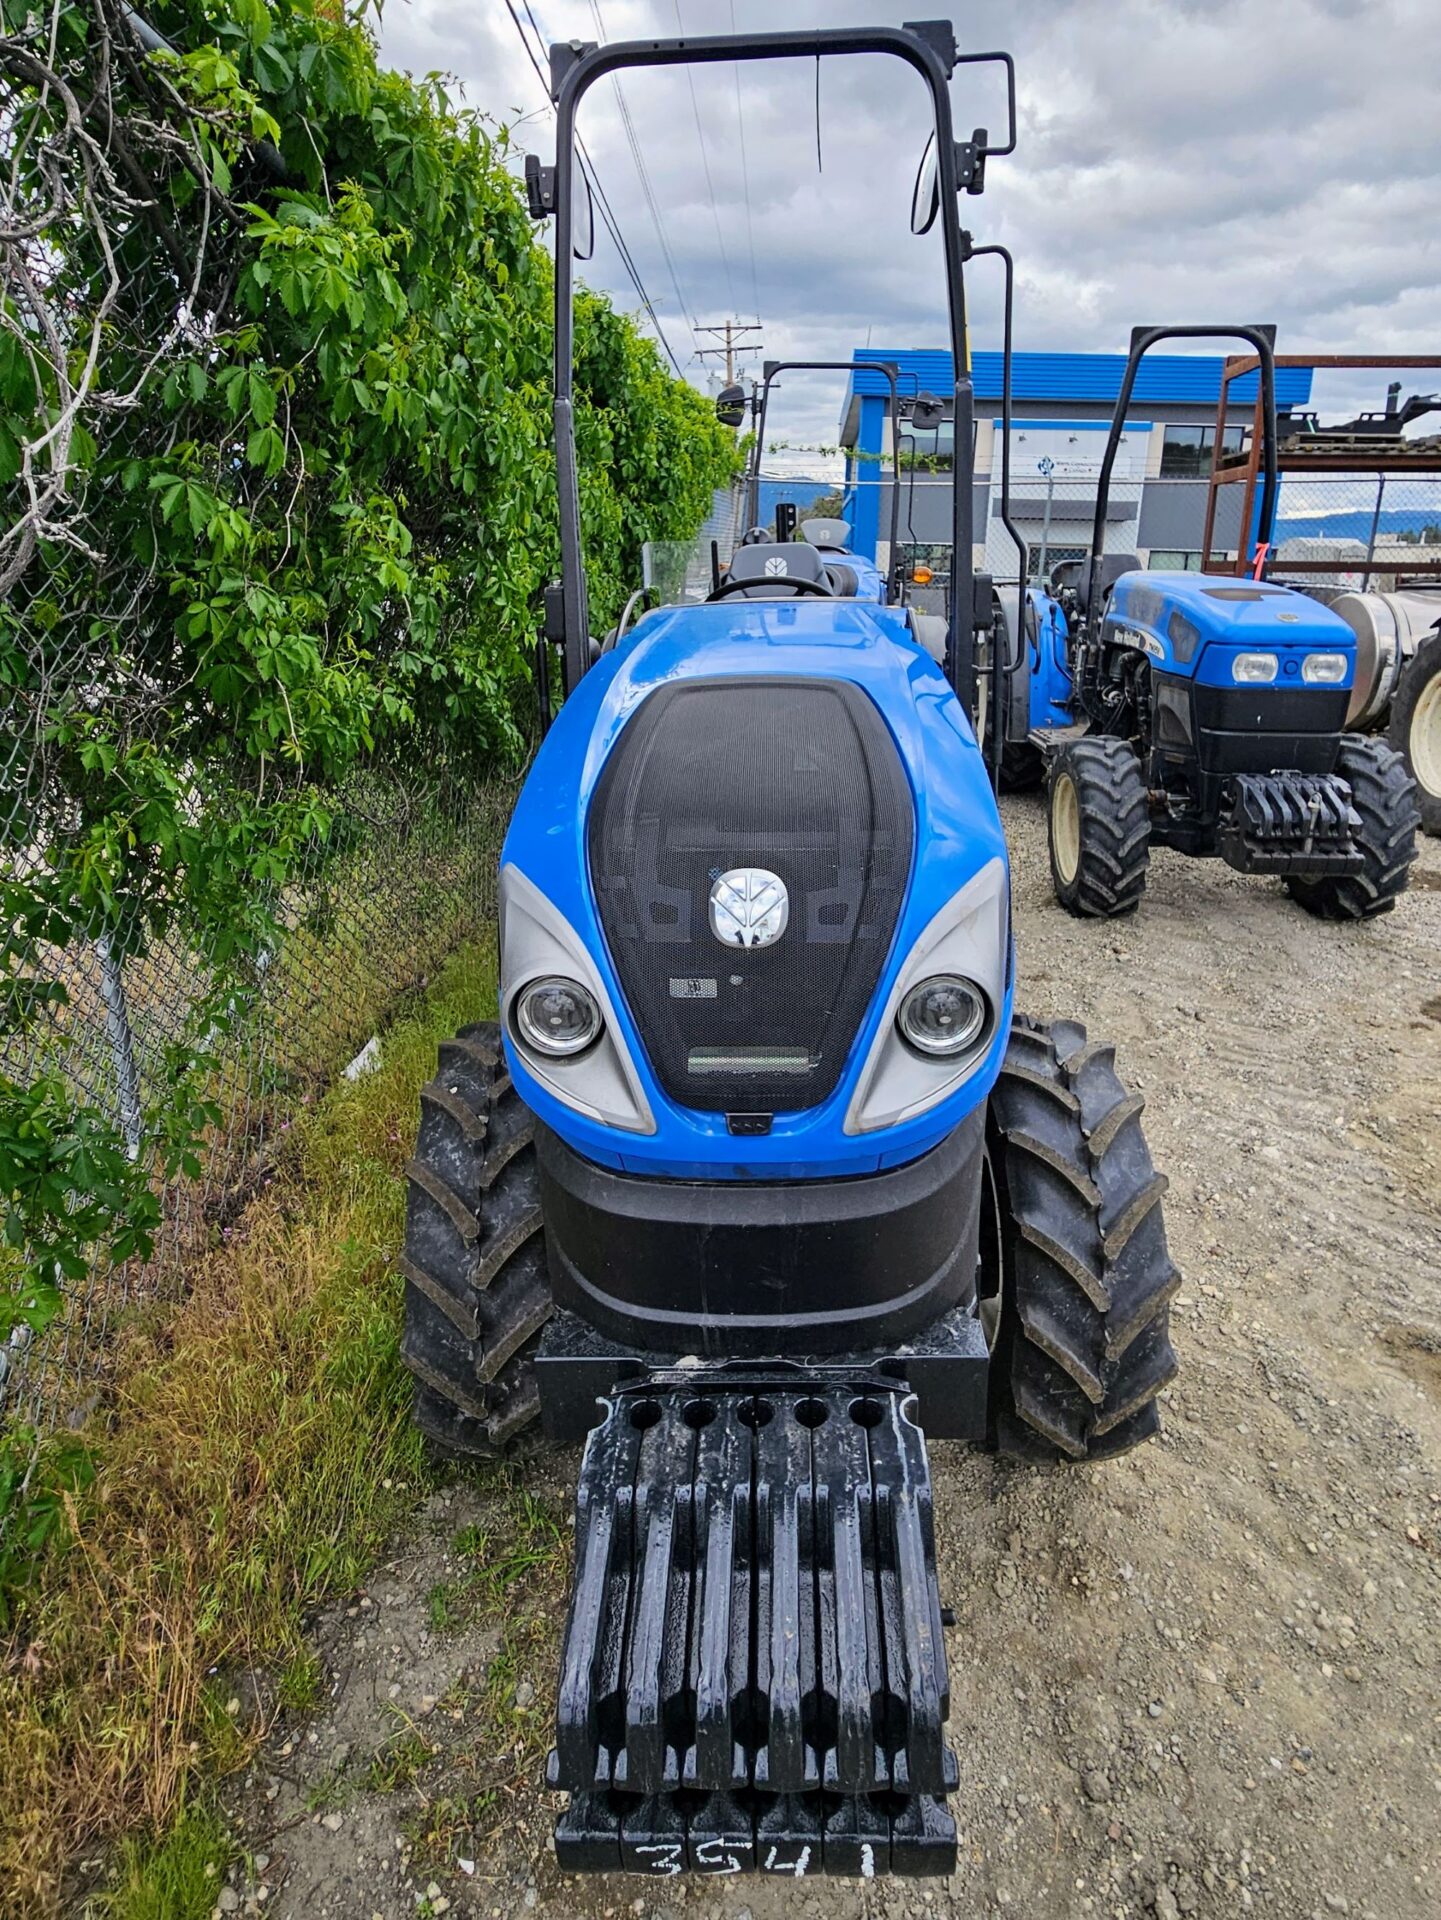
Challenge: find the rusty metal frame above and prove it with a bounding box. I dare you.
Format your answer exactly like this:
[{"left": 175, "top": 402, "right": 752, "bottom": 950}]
[{"left": 1201, "top": 353, "right": 1441, "bottom": 580}]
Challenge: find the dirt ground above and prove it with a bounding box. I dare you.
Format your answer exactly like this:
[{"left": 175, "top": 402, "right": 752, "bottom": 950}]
[{"left": 222, "top": 795, "right": 1441, "bottom": 1920}]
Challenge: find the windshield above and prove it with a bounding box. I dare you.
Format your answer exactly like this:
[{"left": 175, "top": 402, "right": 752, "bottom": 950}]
[{"left": 642, "top": 529, "right": 736, "bottom": 609}]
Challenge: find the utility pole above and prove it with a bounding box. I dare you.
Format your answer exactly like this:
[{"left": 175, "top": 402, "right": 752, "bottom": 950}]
[{"left": 694, "top": 320, "right": 763, "bottom": 386}]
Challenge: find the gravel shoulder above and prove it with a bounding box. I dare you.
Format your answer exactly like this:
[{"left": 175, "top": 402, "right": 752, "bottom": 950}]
[{"left": 225, "top": 800, "right": 1441, "bottom": 1920}]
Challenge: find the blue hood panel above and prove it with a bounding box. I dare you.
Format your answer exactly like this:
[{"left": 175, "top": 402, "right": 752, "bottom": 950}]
[
  {"left": 500, "top": 602, "right": 1013, "bottom": 1178},
  {"left": 1107, "top": 572, "right": 1357, "bottom": 688}
]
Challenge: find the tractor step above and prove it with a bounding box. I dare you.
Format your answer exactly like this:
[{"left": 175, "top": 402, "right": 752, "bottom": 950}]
[
  {"left": 548, "top": 1375, "right": 958, "bottom": 1878},
  {"left": 1028, "top": 721, "right": 1090, "bottom": 753}
]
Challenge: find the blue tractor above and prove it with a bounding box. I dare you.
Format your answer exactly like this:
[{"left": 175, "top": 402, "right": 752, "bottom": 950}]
[
  {"left": 400, "top": 22, "right": 1178, "bottom": 1881},
  {"left": 992, "top": 326, "right": 1421, "bottom": 918}
]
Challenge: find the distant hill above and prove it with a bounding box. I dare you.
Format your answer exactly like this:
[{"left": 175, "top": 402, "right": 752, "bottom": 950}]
[
  {"left": 1275, "top": 506, "right": 1441, "bottom": 545},
  {"left": 756, "top": 476, "right": 835, "bottom": 522}
]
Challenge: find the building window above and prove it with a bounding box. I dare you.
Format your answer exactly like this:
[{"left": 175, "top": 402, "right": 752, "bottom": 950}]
[
  {"left": 895, "top": 421, "right": 960, "bottom": 471},
  {"left": 1159, "top": 424, "right": 1244, "bottom": 479},
  {"left": 1147, "top": 550, "right": 1204, "bottom": 572}
]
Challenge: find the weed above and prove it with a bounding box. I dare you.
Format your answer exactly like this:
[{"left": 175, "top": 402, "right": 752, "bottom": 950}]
[
  {"left": 0, "top": 1430, "right": 95, "bottom": 1631},
  {"left": 422, "top": 1482, "right": 566, "bottom": 1637},
  {"left": 275, "top": 1649, "right": 324, "bottom": 1714},
  {"left": 302, "top": 1767, "right": 354, "bottom": 1815},
  {"left": 0, "top": 942, "right": 497, "bottom": 1916},
  {"left": 366, "top": 1729, "right": 434, "bottom": 1794},
  {"left": 402, "top": 1479, "right": 567, "bottom": 1869},
  {"left": 95, "top": 1800, "right": 235, "bottom": 1920},
  {"left": 193, "top": 1685, "right": 250, "bottom": 1777}
]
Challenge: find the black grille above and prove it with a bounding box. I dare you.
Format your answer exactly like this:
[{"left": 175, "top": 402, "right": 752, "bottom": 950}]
[{"left": 588, "top": 678, "right": 913, "bottom": 1113}]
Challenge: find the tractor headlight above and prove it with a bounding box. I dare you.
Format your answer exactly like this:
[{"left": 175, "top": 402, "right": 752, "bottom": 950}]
[
  {"left": 1302, "top": 651, "right": 1348, "bottom": 684},
  {"left": 845, "top": 857, "right": 1008, "bottom": 1135},
  {"left": 897, "top": 976, "right": 989, "bottom": 1057},
  {"left": 1232, "top": 652, "right": 1279, "bottom": 684},
  {"left": 513, "top": 976, "right": 602, "bottom": 1057}
]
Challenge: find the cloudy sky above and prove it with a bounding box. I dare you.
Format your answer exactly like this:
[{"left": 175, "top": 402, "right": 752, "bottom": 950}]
[{"left": 375, "top": 0, "right": 1441, "bottom": 454}]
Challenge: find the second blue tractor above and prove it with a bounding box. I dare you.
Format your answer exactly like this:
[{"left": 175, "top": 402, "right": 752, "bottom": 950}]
[{"left": 993, "top": 327, "right": 1421, "bottom": 919}]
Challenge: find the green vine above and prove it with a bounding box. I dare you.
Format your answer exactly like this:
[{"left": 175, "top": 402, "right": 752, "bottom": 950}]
[{"left": 0, "top": 0, "right": 740, "bottom": 1319}]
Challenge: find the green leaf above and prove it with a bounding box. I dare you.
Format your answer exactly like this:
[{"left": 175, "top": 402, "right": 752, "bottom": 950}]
[{"left": 248, "top": 364, "right": 277, "bottom": 426}]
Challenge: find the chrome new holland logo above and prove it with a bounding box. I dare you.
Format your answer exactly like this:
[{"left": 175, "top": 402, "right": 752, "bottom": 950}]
[
  {"left": 763, "top": 555, "right": 789, "bottom": 576},
  {"left": 708, "top": 868, "right": 789, "bottom": 948}
]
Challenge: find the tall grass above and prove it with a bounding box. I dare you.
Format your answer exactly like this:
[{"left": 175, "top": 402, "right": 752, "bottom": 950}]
[{"left": 0, "top": 943, "right": 497, "bottom": 1916}]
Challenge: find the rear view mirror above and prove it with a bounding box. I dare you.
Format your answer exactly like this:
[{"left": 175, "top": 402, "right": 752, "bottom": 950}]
[
  {"left": 912, "top": 391, "right": 946, "bottom": 433},
  {"left": 910, "top": 132, "right": 939, "bottom": 235},
  {"left": 572, "top": 156, "right": 594, "bottom": 260},
  {"left": 715, "top": 383, "right": 747, "bottom": 429}
]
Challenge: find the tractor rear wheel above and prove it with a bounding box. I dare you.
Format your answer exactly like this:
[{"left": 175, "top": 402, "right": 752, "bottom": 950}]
[
  {"left": 1387, "top": 631, "right": 1441, "bottom": 837},
  {"left": 1285, "top": 737, "right": 1420, "bottom": 920},
  {"left": 1047, "top": 737, "right": 1150, "bottom": 916},
  {"left": 400, "top": 1022, "right": 552, "bottom": 1460},
  {"left": 984, "top": 1015, "right": 1179, "bottom": 1461},
  {"left": 999, "top": 738, "right": 1046, "bottom": 793}
]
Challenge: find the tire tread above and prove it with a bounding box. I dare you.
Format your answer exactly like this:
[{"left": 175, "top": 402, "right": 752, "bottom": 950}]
[
  {"left": 987, "top": 1014, "right": 1177, "bottom": 1462},
  {"left": 401, "top": 1021, "right": 552, "bottom": 1459},
  {"left": 1048, "top": 738, "right": 1151, "bottom": 918}
]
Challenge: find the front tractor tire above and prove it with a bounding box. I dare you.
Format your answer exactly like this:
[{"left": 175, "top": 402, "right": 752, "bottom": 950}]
[
  {"left": 400, "top": 1023, "right": 553, "bottom": 1460},
  {"left": 1285, "top": 737, "right": 1420, "bottom": 920},
  {"left": 1047, "top": 737, "right": 1151, "bottom": 917},
  {"left": 1387, "top": 630, "right": 1441, "bottom": 838},
  {"left": 985, "top": 1016, "right": 1179, "bottom": 1461}
]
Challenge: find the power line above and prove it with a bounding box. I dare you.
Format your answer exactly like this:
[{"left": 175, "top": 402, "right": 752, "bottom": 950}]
[
  {"left": 588, "top": 1, "right": 696, "bottom": 335},
  {"left": 694, "top": 319, "right": 764, "bottom": 388},
  {"left": 501, "top": 0, "right": 685, "bottom": 375},
  {"left": 673, "top": 0, "right": 739, "bottom": 317},
  {"left": 728, "top": 0, "right": 762, "bottom": 325}
]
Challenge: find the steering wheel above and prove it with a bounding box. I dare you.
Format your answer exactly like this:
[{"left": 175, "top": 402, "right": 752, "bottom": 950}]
[{"left": 707, "top": 573, "right": 836, "bottom": 601}]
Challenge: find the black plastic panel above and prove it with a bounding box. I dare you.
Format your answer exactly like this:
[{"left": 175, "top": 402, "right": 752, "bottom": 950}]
[{"left": 536, "top": 1110, "right": 985, "bottom": 1357}]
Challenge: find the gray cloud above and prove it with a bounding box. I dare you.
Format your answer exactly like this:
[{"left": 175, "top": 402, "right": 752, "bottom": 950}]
[{"left": 376, "top": 0, "right": 1441, "bottom": 444}]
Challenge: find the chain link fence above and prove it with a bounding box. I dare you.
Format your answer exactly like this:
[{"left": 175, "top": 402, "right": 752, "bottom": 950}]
[
  {"left": 1, "top": 737, "right": 515, "bottom": 1457},
  {"left": 1268, "top": 472, "right": 1441, "bottom": 587}
]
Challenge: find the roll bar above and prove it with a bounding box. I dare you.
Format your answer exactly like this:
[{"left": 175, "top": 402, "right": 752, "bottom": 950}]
[
  {"left": 543, "top": 23, "right": 1016, "bottom": 715},
  {"left": 1087, "top": 324, "right": 1279, "bottom": 616}
]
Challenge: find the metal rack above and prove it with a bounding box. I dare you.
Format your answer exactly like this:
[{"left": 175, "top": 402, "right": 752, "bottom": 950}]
[{"left": 1200, "top": 353, "right": 1441, "bottom": 582}]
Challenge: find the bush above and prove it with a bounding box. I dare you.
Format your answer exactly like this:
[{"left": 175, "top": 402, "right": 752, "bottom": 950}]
[{"left": 0, "top": 0, "right": 739, "bottom": 1308}]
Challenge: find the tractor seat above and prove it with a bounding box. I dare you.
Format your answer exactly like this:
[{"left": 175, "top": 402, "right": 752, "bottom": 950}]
[
  {"left": 1064, "top": 552, "right": 1144, "bottom": 613},
  {"left": 719, "top": 541, "right": 835, "bottom": 599}
]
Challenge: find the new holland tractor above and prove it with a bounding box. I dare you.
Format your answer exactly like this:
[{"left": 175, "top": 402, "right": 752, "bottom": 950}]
[
  {"left": 989, "top": 326, "right": 1421, "bottom": 918},
  {"left": 400, "top": 22, "right": 1178, "bottom": 1881}
]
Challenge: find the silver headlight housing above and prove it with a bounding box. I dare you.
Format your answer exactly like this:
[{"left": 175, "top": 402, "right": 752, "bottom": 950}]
[
  {"left": 499, "top": 864, "right": 654, "bottom": 1133},
  {"left": 845, "top": 857, "right": 1007, "bottom": 1134}
]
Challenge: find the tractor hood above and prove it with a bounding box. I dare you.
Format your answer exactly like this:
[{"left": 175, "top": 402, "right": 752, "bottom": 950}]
[
  {"left": 498, "top": 601, "right": 1013, "bottom": 1180},
  {"left": 1106, "top": 573, "right": 1357, "bottom": 688}
]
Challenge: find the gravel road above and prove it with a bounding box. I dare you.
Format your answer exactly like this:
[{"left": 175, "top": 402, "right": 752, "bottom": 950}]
[{"left": 227, "top": 796, "right": 1441, "bottom": 1920}]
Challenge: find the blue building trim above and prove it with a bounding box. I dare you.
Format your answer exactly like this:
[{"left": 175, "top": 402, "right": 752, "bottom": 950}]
[
  {"left": 843, "top": 348, "right": 1314, "bottom": 428},
  {"left": 850, "top": 394, "right": 886, "bottom": 560},
  {"left": 997, "top": 418, "right": 1153, "bottom": 432}
]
